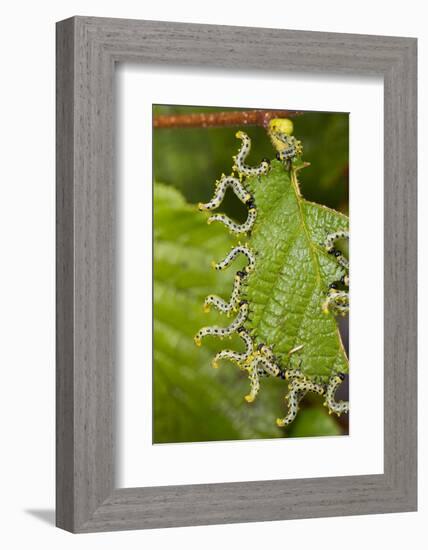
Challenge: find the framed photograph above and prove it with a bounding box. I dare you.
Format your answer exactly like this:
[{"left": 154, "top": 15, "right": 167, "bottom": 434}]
[{"left": 56, "top": 16, "right": 417, "bottom": 532}]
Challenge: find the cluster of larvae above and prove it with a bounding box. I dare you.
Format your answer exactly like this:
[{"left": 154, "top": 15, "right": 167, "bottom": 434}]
[{"left": 194, "top": 119, "right": 349, "bottom": 427}]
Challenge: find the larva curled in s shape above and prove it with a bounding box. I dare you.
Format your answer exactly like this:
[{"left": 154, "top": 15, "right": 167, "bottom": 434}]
[
  {"left": 198, "top": 174, "right": 257, "bottom": 235},
  {"left": 322, "top": 230, "right": 350, "bottom": 316}
]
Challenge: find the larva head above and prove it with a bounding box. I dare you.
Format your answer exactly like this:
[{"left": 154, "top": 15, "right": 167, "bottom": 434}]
[{"left": 268, "top": 118, "right": 294, "bottom": 137}]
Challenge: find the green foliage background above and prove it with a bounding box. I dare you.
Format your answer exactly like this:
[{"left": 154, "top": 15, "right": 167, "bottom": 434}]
[{"left": 153, "top": 105, "right": 349, "bottom": 444}]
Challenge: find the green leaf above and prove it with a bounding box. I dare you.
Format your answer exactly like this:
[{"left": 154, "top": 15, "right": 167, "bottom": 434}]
[{"left": 244, "top": 160, "right": 349, "bottom": 381}]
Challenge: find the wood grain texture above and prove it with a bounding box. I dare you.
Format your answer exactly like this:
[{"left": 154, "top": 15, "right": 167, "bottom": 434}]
[{"left": 56, "top": 16, "right": 417, "bottom": 533}]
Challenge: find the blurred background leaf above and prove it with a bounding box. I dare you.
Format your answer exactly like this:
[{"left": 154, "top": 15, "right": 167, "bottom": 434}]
[
  {"left": 153, "top": 105, "right": 349, "bottom": 444},
  {"left": 155, "top": 183, "right": 285, "bottom": 442}
]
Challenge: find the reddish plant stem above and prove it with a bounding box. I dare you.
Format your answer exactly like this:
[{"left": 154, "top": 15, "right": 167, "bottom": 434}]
[{"left": 153, "top": 110, "right": 303, "bottom": 129}]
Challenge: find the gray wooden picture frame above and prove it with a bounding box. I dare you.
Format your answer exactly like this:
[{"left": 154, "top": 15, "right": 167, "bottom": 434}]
[{"left": 56, "top": 16, "right": 417, "bottom": 533}]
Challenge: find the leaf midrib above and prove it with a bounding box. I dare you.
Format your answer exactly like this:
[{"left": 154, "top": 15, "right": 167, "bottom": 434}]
[{"left": 290, "top": 167, "right": 322, "bottom": 285}]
